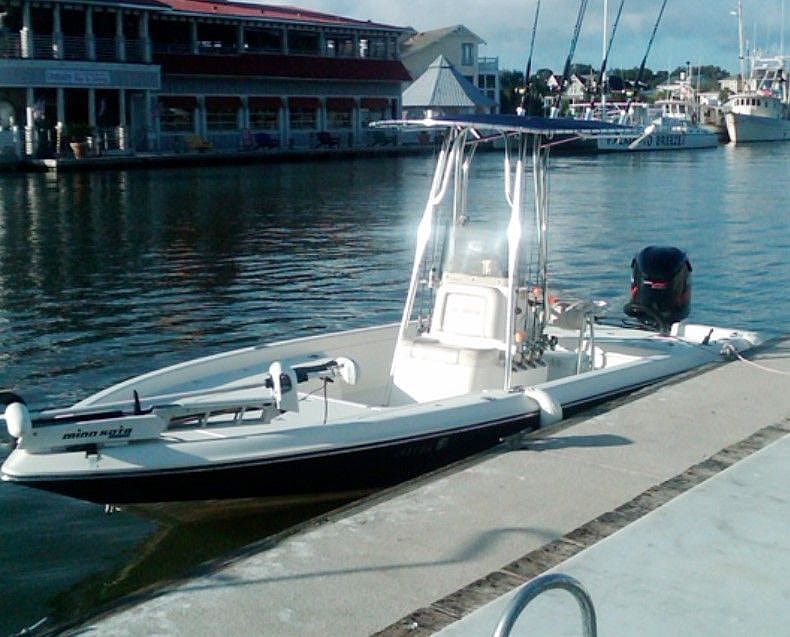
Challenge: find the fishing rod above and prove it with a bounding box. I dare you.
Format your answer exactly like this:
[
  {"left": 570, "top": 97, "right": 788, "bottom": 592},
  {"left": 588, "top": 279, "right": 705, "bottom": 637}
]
[
  {"left": 554, "top": 0, "right": 590, "bottom": 109},
  {"left": 628, "top": 0, "right": 669, "bottom": 109},
  {"left": 519, "top": 0, "right": 542, "bottom": 113}
]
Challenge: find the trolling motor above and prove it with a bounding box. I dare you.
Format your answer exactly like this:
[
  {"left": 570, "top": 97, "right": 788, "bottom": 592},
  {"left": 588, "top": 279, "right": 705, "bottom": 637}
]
[{"left": 624, "top": 246, "right": 692, "bottom": 333}]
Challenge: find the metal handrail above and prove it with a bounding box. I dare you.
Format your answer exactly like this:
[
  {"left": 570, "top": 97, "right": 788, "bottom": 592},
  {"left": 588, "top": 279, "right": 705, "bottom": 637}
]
[{"left": 492, "top": 573, "right": 597, "bottom": 637}]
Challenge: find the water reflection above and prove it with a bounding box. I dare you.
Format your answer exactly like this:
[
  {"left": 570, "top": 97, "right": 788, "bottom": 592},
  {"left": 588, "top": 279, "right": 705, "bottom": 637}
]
[{"left": 0, "top": 158, "right": 427, "bottom": 407}]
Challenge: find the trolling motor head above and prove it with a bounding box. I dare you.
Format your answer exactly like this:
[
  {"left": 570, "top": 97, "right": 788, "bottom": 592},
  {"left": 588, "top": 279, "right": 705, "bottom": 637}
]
[
  {"left": 624, "top": 246, "right": 692, "bottom": 333},
  {"left": 1, "top": 392, "right": 31, "bottom": 440}
]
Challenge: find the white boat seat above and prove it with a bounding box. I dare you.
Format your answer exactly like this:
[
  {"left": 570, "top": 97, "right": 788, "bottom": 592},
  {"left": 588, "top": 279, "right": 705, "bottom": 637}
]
[
  {"left": 391, "top": 279, "right": 509, "bottom": 403},
  {"left": 430, "top": 281, "right": 507, "bottom": 343}
]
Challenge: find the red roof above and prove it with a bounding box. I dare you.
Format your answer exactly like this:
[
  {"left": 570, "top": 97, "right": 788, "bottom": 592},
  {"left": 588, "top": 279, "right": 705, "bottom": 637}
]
[
  {"left": 155, "top": 53, "right": 412, "bottom": 82},
  {"left": 153, "top": 0, "right": 404, "bottom": 30}
]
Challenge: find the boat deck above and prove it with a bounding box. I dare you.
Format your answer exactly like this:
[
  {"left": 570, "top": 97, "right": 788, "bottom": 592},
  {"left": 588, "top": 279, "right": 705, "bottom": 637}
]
[{"left": 77, "top": 335, "right": 790, "bottom": 636}]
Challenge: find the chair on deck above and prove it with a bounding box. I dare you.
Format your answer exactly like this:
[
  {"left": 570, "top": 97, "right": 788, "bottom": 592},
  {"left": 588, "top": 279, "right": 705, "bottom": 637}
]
[{"left": 316, "top": 131, "right": 340, "bottom": 148}]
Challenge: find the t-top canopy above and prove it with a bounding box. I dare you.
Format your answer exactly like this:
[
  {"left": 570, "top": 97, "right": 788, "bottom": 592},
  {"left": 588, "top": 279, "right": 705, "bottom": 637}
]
[{"left": 371, "top": 113, "right": 638, "bottom": 137}]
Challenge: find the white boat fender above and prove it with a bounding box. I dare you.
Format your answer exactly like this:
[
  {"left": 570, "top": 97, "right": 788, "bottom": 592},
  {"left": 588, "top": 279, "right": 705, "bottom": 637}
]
[
  {"left": 522, "top": 387, "right": 563, "bottom": 428},
  {"left": 1, "top": 392, "right": 32, "bottom": 440},
  {"left": 269, "top": 362, "right": 299, "bottom": 413}
]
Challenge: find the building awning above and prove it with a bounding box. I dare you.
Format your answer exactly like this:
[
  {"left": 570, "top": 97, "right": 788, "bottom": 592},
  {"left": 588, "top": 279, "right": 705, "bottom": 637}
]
[
  {"left": 155, "top": 53, "right": 411, "bottom": 82},
  {"left": 361, "top": 97, "right": 390, "bottom": 109},
  {"left": 248, "top": 96, "right": 282, "bottom": 109},
  {"left": 288, "top": 97, "right": 320, "bottom": 109},
  {"left": 205, "top": 96, "right": 242, "bottom": 109},
  {"left": 326, "top": 97, "right": 355, "bottom": 109},
  {"left": 159, "top": 95, "right": 197, "bottom": 109}
]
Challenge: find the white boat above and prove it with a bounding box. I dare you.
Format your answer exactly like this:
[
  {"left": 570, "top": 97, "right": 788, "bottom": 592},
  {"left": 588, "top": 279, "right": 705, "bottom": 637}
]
[
  {"left": 725, "top": 56, "right": 790, "bottom": 143},
  {"left": 595, "top": 99, "right": 718, "bottom": 151},
  {"left": 0, "top": 114, "right": 760, "bottom": 505}
]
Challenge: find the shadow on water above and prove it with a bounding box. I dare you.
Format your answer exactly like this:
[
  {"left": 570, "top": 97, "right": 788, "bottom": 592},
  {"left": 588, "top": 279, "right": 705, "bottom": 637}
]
[{"left": 13, "top": 491, "right": 361, "bottom": 636}]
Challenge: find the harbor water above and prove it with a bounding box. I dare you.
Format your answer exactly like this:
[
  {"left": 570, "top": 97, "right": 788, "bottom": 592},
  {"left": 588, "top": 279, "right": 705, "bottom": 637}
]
[{"left": 0, "top": 143, "right": 788, "bottom": 634}]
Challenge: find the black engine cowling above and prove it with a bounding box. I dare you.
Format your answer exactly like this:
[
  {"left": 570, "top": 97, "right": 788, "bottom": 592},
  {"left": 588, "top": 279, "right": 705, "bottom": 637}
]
[{"left": 624, "top": 246, "right": 692, "bottom": 333}]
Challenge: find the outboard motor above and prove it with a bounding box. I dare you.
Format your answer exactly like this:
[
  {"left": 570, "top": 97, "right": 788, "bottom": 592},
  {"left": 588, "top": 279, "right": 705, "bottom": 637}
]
[{"left": 624, "top": 246, "right": 692, "bottom": 333}]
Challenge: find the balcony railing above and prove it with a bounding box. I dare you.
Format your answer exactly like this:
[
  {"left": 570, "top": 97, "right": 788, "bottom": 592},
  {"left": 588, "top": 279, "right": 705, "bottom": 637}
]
[
  {"left": 2, "top": 31, "right": 394, "bottom": 62},
  {"left": 3, "top": 33, "right": 147, "bottom": 63}
]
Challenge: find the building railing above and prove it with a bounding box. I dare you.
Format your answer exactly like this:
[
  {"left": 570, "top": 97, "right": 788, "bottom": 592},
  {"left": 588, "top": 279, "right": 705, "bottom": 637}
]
[
  {"left": 3, "top": 30, "right": 396, "bottom": 63},
  {"left": 4, "top": 33, "right": 148, "bottom": 63}
]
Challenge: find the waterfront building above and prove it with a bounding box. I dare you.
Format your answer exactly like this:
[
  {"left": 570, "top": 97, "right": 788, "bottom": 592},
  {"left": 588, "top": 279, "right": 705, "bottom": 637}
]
[
  {"left": 400, "top": 25, "right": 500, "bottom": 114},
  {"left": 0, "top": 0, "right": 411, "bottom": 157},
  {"left": 402, "top": 55, "right": 494, "bottom": 119}
]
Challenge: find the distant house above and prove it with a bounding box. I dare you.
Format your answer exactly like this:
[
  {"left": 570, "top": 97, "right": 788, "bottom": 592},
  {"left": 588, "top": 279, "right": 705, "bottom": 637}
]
[
  {"left": 400, "top": 25, "right": 500, "bottom": 113},
  {"left": 546, "top": 73, "right": 589, "bottom": 102},
  {"left": 402, "top": 54, "right": 495, "bottom": 118}
]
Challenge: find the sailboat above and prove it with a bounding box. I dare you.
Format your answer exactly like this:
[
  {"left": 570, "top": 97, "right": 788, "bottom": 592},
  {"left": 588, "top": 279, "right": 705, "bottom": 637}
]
[{"left": 1, "top": 114, "right": 760, "bottom": 506}]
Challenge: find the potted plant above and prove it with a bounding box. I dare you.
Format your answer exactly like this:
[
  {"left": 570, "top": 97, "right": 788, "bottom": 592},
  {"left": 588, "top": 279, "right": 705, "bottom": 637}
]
[{"left": 65, "top": 123, "right": 94, "bottom": 159}]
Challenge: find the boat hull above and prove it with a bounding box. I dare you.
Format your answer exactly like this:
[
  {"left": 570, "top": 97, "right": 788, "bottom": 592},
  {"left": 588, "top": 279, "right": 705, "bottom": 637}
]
[
  {"left": 597, "top": 130, "right": 718, "bottom": 151},
  {"left": 725, "top": 112, "right": 790, "bottom": 143},
  {"left": 4, "top": 413, "right": 540, "bottom": 504}
]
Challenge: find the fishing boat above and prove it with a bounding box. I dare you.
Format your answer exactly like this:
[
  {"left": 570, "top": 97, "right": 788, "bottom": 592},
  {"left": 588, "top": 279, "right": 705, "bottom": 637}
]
[
  {"left": 725, "top": 55, "right": 790, "bottom": 143},
  {"left": 0, "top": 114, "right": 760, "bottom": 506},
  {"left": 724, "top": 1, "right": 790, "bottom": 143}
]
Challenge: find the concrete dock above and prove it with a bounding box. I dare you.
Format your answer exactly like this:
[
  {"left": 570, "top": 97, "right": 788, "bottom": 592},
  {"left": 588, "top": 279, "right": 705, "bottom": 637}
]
[{"left": 78, "top": 336, "right": 789, "bottom": 636}]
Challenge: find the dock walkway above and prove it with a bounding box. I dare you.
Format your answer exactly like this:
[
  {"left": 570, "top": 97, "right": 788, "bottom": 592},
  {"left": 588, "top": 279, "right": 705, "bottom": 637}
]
[{"left": 79, "top": 336, "right": 789, "bottom": 636}]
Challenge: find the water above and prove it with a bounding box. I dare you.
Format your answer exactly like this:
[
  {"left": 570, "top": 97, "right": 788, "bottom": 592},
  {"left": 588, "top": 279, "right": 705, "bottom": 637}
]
[{"left": 0, "top": 144, "right": 788, "bottom": 634}]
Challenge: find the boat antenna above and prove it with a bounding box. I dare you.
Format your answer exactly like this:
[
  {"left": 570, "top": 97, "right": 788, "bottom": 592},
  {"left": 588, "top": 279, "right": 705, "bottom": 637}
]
[
  {"left": 591, "top": 0, "right": 626, "bottom": 109},
  {"left": 553, "top": 0, "right": 590, "bottom": 109},
  {"left": 519, "top": 0, "right": 542, "bottom": 114},
  {"left": 627, "top": 0, "right": 669, "bottom": 109},
  {"left": 736, "top": 0, "right": 746, "bottom": 91}
]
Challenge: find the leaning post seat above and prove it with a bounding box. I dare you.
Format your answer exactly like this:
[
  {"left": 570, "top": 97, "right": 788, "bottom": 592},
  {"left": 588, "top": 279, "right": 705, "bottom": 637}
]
[{"left": 391, "top": 275, "right": 511, "bottom": 403}]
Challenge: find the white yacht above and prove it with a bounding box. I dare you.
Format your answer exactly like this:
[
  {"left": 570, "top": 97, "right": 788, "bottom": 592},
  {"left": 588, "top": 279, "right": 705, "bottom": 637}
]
[{"left": 597, "top": 98, "right": 718, "bottom": 152}]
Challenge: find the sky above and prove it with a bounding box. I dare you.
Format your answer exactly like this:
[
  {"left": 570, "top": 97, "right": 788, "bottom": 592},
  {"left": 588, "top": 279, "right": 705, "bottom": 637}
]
[{"left": 270, "top": 0, "right": 789, "bottom": 75}]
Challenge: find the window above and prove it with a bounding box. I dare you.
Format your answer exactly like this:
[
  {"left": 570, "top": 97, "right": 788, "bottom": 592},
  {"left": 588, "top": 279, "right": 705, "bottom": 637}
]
[
  {"left": 288, "top": 30, "right": 320, "bottom": 54},
  {"left": 245, "top": 28, "right": 282, "bottom": 53},
  {"left": 250, "top": 108, "right": 279, "bottom": 130},
  {"left": 290, "top": 107, "right": 317, "bottom": 130},
  {"left": 367, "top": 37, "right": 387, "bottom": 59},
  {"left": 327, "top": 108, "right": 352, "bottom": 128},
  {"left": 461, "top": 42, "right": 474, "bottom": 66},
  {"left": 206, "top": 106, "right": 238, "bottom": 131},
  {"left": 160, "top": 107, "right": 193, "bottom": 133},
  {"left": 360, "top": 98, "right": 389, "bottom": 126}
]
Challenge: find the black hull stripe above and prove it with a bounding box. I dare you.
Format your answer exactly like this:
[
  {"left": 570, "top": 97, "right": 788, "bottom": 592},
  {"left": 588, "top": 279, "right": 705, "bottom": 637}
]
[{"left": 6, "top": 413, "right": 541, "bottom": 503}]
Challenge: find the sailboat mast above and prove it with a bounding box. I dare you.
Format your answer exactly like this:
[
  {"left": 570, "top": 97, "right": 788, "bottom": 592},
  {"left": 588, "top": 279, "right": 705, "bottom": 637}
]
[
  {"left": 520, "top": 0, "right": 542, "bottom": 113},
  {"left": 737, "top": 0, "right": 745, "bottom": 91},
  {"left": 597, "top": 0, "right": 626, "bottom": 111},
  {"left": 555, "top": 0, "right": 590, "bottom": 108},
  {"left": 608, "top": 0, "right": 622, "bottom": 112},
  {"left": 630, "top": 0, "right": 669, "bottom": 105}
]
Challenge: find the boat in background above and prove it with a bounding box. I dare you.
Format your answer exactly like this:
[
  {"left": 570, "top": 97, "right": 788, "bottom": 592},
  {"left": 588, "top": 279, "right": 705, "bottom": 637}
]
[
  {"left": 724, "top": 0, "right": 790, "bottom": 143},
  {"left": 0, "top": 114, "right": 761, "bottom": 506},
  {"left": 595, "top": 98, "right": 718, "bottom": 152},
  {"left": 725, "top": 55, "right": 790, "bottom": 143}
]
